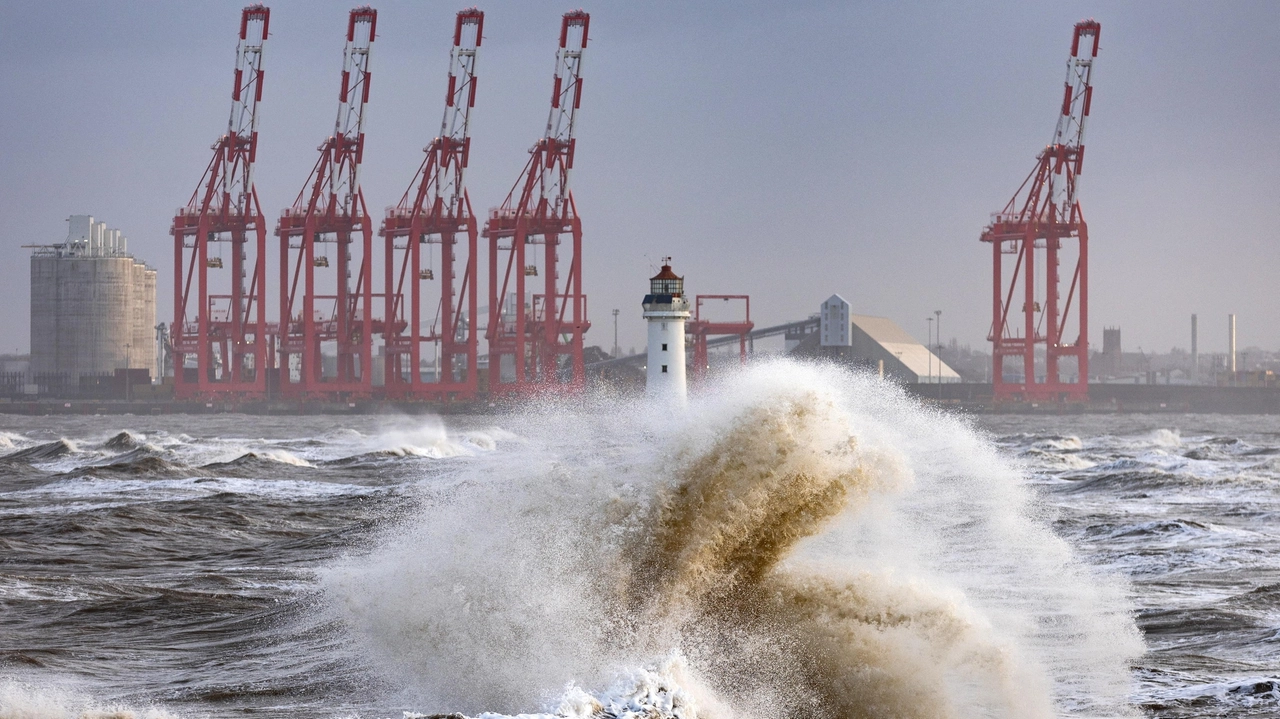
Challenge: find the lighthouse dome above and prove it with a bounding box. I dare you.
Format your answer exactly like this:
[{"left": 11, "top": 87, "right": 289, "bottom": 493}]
[{"left": 649, "top": 258, "right": 683, "bottom": 297}]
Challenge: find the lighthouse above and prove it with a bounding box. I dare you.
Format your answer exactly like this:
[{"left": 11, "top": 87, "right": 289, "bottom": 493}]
[{"left": 643, "top": 258, "right": 691, "bottom": 401}]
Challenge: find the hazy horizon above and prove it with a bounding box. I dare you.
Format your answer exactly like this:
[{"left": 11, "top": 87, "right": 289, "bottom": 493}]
[{"left": 2, "top": 0, "right": 1276, "bottom": 359}]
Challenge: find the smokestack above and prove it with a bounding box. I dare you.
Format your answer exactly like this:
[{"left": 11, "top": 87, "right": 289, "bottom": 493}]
[
  {"left": 1191, "top": 314, "right": 1198, "bottom": 381},
  {"left": 1229, "top": 314, "right": 1237, "bottom": 374}
]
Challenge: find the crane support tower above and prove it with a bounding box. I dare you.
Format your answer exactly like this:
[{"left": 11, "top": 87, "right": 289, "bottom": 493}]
[
  {"left": 688, "top": 295, "right": 753, "bottom": 382},
  {"left": 276, "top": 7, "right": 378, "bottom": 399},
  {"left": 484, "top": 10, "right": 591, "bottom": 396},
  {"left": 171, "top": 5, "right": 272, "bottom": 400},
  {"left": 981, "top": 20, "right": 1099, "bottom": 403},
  {"left": 380, "top": 9, "right": 483, "bottom": 402}
]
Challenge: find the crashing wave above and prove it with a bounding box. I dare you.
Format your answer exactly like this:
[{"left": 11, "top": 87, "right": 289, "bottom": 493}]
[
  {"left": 103, "top": 431, "right": 144, "bottom": 451},
  {"left": 201, "top": 449, "right": 314, "bottom": 471},
  {"left": 2, "top": 439, "right": 77, "bottom": 463},
  {"left": 326, "top": 362, "right": 1141, "bottom": 719}
]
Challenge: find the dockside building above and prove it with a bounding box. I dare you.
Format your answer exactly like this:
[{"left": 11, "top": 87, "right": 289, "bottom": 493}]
[{"left": 30, "top": 215, "right": 157, "bottom": 391}]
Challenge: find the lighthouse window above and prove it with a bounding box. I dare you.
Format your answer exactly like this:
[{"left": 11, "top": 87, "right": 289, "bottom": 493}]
[
  {"left": 661, "top": 365, "right": 668, "bottom": 373},
  {"left": 661, "top": 343, "right": 668, "bottom": 351}
]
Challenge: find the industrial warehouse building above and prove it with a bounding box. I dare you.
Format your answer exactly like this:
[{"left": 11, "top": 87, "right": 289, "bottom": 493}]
[
  {"left": 788, "top": 295, "right": 959, "bottom": 384},
  {"left": 850, "top": 313, "right": 960, "bottom": 384},
  {"left": 30, "top": 215, "right": 157, "bottom": 394}
]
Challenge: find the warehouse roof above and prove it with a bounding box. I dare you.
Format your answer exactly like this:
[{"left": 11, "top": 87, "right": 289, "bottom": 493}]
[{"left": 851, "top": 314, "right": 961, "bottom": 382}]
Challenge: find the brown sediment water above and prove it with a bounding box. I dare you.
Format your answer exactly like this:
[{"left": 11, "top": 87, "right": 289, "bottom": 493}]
[{"left": 621, "top": 387, "right": 1052, "bottom": 718}]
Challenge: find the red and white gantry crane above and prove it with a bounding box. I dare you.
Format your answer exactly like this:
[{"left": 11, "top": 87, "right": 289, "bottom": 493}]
[
  {"left": 981, "top": 20, "right": 1100, "bottom": 402},
  {"left": 380, "top": 9, "right": 483, "bottom": 402},
  {"left": 276, "top": 7, "right": 378, "bottom": 399},
  {"left": 171, "top": 5, "right": 271, "bottom": 400},
  {"left": 484, "top": 10, "right": 591, "bottom": 396}
]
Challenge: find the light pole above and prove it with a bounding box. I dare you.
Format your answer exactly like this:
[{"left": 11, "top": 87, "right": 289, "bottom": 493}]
[
  {"left": 926, "top": 317, "right": 934, "bottom": 385},
  {"left": 124, "top": 343, "right": 131, "bottom": 401},
  {"left": 935, "top": 309, "right": 942, "bottom": 398},
  {"left": 612, "top": 308, "right": 620, "bottom": 358}
]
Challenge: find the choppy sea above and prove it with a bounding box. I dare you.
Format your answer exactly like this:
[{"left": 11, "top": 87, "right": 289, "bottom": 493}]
[{"left": 0, "top": 364, "right": 1276, "bottom": 718}]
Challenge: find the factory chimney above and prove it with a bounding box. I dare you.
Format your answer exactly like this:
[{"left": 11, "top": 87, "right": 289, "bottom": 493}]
[
  {"left": 1191, "top": 314, "right": 1198, "bottom": 382},
  {"left": 643, "top": 258, "right": 691, "bottom": 402},
  {"left": 1228, "top": 314, "right": 1237, "bottom": 375}
]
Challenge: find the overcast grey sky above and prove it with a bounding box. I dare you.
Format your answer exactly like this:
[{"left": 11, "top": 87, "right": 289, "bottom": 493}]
[{"left": 1, "top": 1, "right": 1277, "bottom": 357}]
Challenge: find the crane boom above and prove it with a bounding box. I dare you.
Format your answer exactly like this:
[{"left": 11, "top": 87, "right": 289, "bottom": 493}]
[
  {"left": 289, "top": 6, "right": 376, "bottom": 218},
  {"left": 222, "top": 5, "right": 269, "bottom": 216},
  {"left": 539, "top": 10, "right": 588, "bottom": 217},
  {"left": 1049, "top": 20, "right": 1100, "bottom": 222},
  {"left": 437, "top": 8, "right": 483, "bottom": 213}
]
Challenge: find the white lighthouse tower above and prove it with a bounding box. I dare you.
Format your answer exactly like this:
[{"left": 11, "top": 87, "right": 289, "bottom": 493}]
[{"left": 643, "top": 258, "right": 691, "bottom": 401}]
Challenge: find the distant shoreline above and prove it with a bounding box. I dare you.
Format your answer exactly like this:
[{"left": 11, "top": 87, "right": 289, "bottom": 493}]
[
  {"left": 904, "top": 382, "right": 1280, "bottom": 414},
  {"left": 5, "top": 382, "right": 1280, "bottom": 415}
]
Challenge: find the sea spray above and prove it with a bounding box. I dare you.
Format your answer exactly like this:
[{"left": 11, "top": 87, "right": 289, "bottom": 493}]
[
  {"left": 322, "top": 361, "right": 1141, "bottom": 717},
  {"left": 0, "top": 680, "right": 179, "bottom": 719}
]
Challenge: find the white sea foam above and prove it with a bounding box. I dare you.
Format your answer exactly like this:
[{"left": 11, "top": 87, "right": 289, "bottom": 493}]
[
  {"left": 357, "top": 419, "right": 514, "bottom": 459},
  {"left": 0, "top": 680, "right": 178, "bottom": 719},
  {"left": 1158, "top": 676, "right": 1280, "bottom": 710},
  {"left": 0, "top": 431, "right": 29, "bottom": 449},
  {"left": 0, "top": 476, "right": 379, "bottom": 516},
  {"left": 1035, "top": 435, "right": 1084, "bottom": 452},
  {"left": 247, "top": 449, "right": 314, "bottom": 467},
  {"left": 322, "top": 361, "right": 1141, "bottom": 718},
  {"left": 0, "top": 577, "right": 94, "bottom": 603},
  {"left": 413, "top": 654, "right": 718, "bottom": 719}
]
